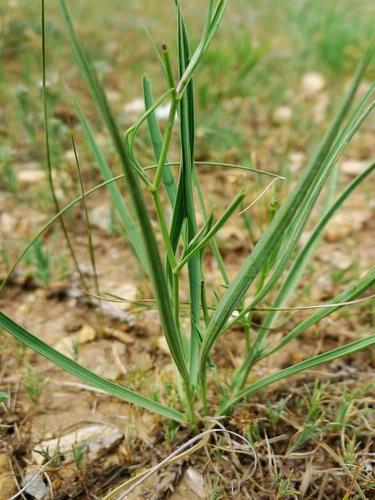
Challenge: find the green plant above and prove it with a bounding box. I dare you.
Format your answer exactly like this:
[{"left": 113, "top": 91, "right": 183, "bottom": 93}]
[
  {"left": 71, "top": 443, "right": 89, "bottom": 471},
  {"left": 33, "top": 444, "right": 62, "bottom": 469},
  {"left": 0, "top": 0, "right": 374, "bottom": 429},
  {"left": 288, "top": 0, "right": 374, "bottom": 75},
  {"left": 26, "top": 236, "right": 51, "bottom": 287},
  {"left": 276, "top": 470, "right": 299, "bottom": 498},
  {"left": 24, "top": 366, "right": 48, "bottom": 405},
  {"left": 0, "top": 391, "right": 8, "bottom": 404}
]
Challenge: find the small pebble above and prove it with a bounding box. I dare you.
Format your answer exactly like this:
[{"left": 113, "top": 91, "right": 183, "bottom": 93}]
[{"left": 301, "top": 72, "right": 326, "bottom": 95}]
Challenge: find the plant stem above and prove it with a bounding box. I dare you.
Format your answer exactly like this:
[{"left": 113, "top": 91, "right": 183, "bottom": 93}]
[
  {"left": 41, "top": 0, "right": 87, "bottom": 290},
  {"left": 172, "top": 271, "right": 180, "bottom": 330},
  {"left": 152, "top": 191, "right": 178, "bottom": 270},
  {"left": 184, "top": 381, "right": 197, "bottom": 427},
  {"left": 153, "top": 98, "right": 178, "bottom": 190}
]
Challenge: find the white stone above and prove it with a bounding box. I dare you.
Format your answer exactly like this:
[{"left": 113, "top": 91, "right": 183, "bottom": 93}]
[
  {"left": 272, "top": 105, "right": 292, "bottom": 125},
  {"left": 22, "top": 467, "right": 50, "bottom": 500},
  {"left": 289, "top": 151, "right": 306, "bottom": 172},
  {"left": 301, "top": 72, "right": 326, "bottom": 95},
  {"left": 170, "top": 467, "right": 206, "bottom": 499},
  {"left": 90, "top": 204, "right": 111, "bottom": 232},
  {"left": 1, "top": 213, "right": 16, "bottom": 233},
  {"left": 17, "top": 167, "right": 46, "bottom": 185},
  {"left": 32, "top": 424, "right": 124, "bottom": 466},
  {"left": 341, "top": 159, "right": 368, "bottom": 176},
  {"left": 124, "top": 97, "right": 144, "bottom": 115}
]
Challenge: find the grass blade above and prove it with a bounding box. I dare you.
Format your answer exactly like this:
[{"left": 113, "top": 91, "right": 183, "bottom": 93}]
[
  {"left": 0, "top": 312, "right": 184, "bottom": 422},
  {"left": 200, "top": 44, "right": 374, "bottom": 372},
  {"left": 60, "top": 0, "right": 189, "bottom": 382},
  {"left": 41, "top": 0, "right": 88, "bottom": 291},
  {"left": 176, "top": 190, "right": 246, "bottom": 271},
  {"left": 221, "top": 333, "right": 375, "bottom": 415},
  {"left": 176, "top": 0, "right": 228, "bottom": 95},
  {"left": 143, "top": 76, "right": 177, "bottom": 206},
  {"left": 175, "top": 4, "right": 202, "bottom": 384},
  {"left": 266, "top": 266, "right": 375, "bottom": 356},
  {"left": 74, "top": 101, "right": 148, "bottom": 270},
  {"left": 259, "top": 161, "right": 375, "bottom": 333}
]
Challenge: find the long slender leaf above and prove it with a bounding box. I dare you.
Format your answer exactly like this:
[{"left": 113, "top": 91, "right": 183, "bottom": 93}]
[
  {"left": 41, "top": 0, "right": 88, "bottom": 290},
  {"left": 266, "top": 266, "right": 375, "bottom": 356},
  {"left": 0, "top": 312, "right": 183, "bottom": 422},
  {"left": 176, "top": 190, "right": 246, "bottom": 271},
  {"left": 75, "top": 101, "right": 148, "bottom": 270},
  {"left": 259, "top": 161, "right": 375, "bottom": 334},
  {"left": 143, "top": 76, "right": 177, "bottom": 206},
  {"left": 200, "top": 45, "right": 374, "bottom": 373},
  {"left": 232, "top": 265, "right": 375, "bottom": 390},
  {"left": 221, "top": 333, "right": 375, "bottom": 414},
  {"left": 60, "top": 0, "right": 189, "bottom": 381},
  {"left": 176, "top": 0, "right": 228, "bottom": 95},
  {"left": 175, "top": 4, "right": 202, "bottom": 384},
  {"left": 237, "top": 82, "right": 375, "bottom": 328}
]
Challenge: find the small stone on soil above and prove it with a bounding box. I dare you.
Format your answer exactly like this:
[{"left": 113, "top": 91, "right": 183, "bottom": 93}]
[
  {"left": 341, "top": 159, "right": 369, "bottom": 176},
  {"left": 32, "top": 423, "right": 124, "bottom": 466},
  {"left": 272, "top": 105, "right": 292, "bottom": 125},
  {"left": 324, "top": 209, "right": 371, "bottom": 243},
  {"left": 90, "top": 203, "right": 111, "bottom": 232},
  {"left": 22, "top": 466, "right": 50, "bottom": 500},
  {"left": 170, "top": 467, "right": 205, "bottom": 500},
  {"left": 16, "top": 164, "right": 46, "bottom": 185},
  {"left": 301, "top": 72, "right": 326, "bottom": 95}
]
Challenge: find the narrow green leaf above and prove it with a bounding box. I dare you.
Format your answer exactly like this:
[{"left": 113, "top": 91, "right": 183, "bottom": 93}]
[
  {"left": 176, "top": 0, "right": 228, "bottom": 96},
  {"left": 0, "top": 312, "right": 184, "bottom": 422},
  {"left": 60, "top": 0, "right": 189, "bottom": 381},
  {"left": 200, "top": 45, "right": 374, "bottom": 372},
  {"left": 176, "top": 4, "right": 201, "bottom": 383},
  {"left": 142, "top": 76, "right": 177, "bottom": 206},
  {"left": 221, "top": 333, "right": 375, "bottom": 414},
  {"left": 260, "top": 161, "right": 375, "bottom": 334},
  {"left": 75, "top": 101, "right": 148, "bottom": 270},
  {"left": 267, "top": 266, "right": 375, "bottom": 356},
  {"left": 177, "top": 190, "right": 246, "bottom": 271},
  {"left": 0, "top": 392, "right": 7, "bottom": 403}
]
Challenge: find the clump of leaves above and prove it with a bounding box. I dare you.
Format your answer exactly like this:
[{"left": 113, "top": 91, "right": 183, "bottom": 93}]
[{"left": 0, "top": 0, "right": 374, "bottom": 429}]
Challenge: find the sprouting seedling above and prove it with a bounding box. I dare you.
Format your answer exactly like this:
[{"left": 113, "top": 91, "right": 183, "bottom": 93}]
[
  {"left": 1, "top": 162, "right": 19, "bottom": 198},
  {"left": 33, "top": 444, "right": 62, "bottom": 469},
  {"left": 15, "top": 86, "right": 38, "bottom": 157},
  {"left": 24, "top": 367, "right": 48, "bottom": 405},
  {"left": 71, "top": 443, "right": 89, "bottom": 471},
  {"left": 28, "top": 237, "right": 51, "bottom": 287},
  {"left": 275, "top": 471, "right": 299, "bottom": 498},
  {"left": 0, "top": 0, "right": 374, "bottom": 432},
  {"left": 0, "top": 392, "right": 8, "bottom": 404}
]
